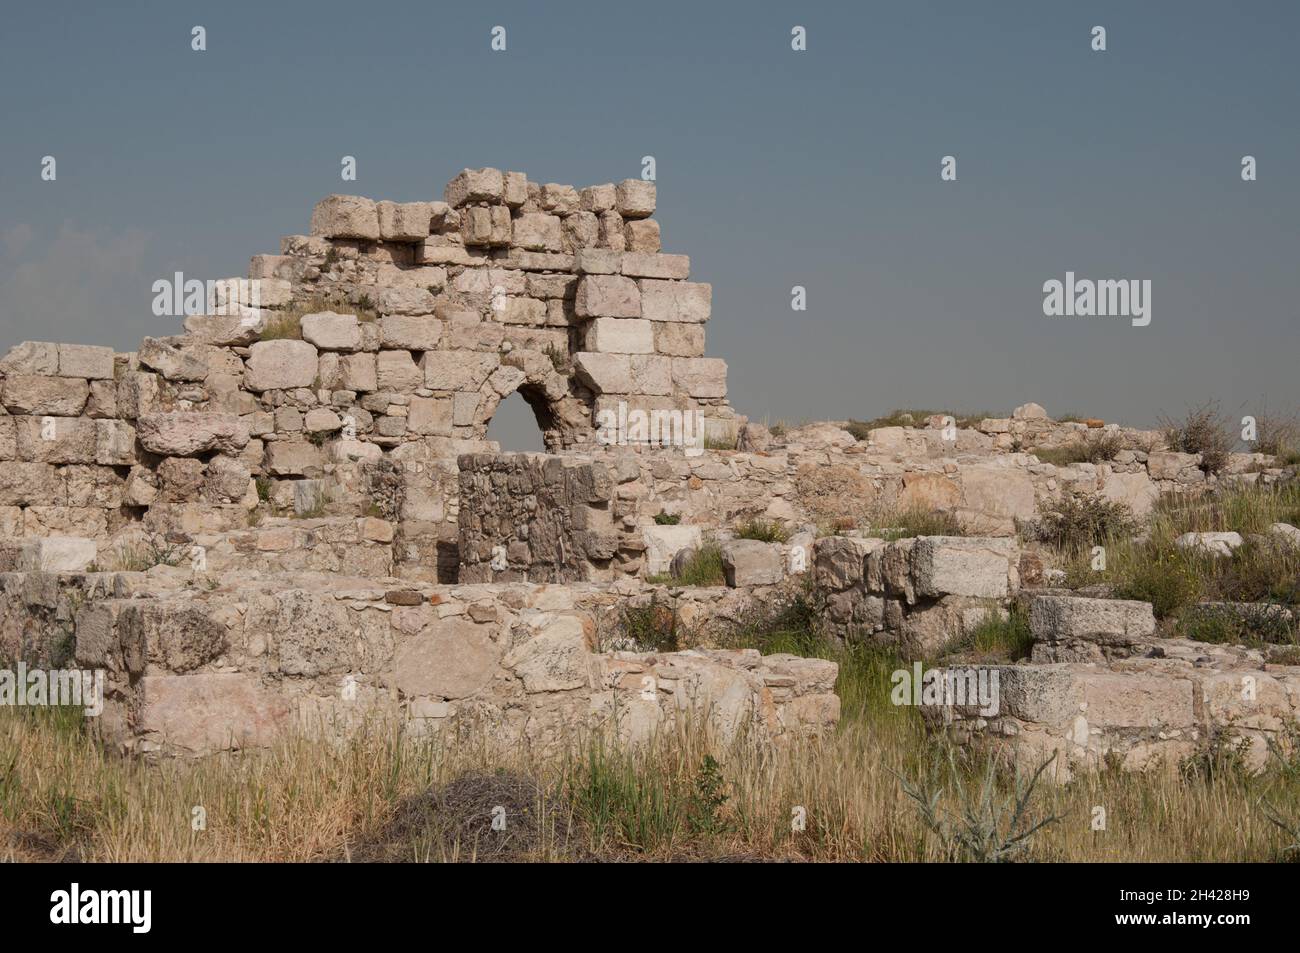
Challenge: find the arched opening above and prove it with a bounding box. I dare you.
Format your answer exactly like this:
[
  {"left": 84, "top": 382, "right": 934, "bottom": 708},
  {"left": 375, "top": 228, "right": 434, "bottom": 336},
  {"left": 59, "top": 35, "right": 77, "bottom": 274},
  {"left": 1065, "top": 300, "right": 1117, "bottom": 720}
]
[{"left": 486, "top": 389, "right": 550, "bottom": 451}]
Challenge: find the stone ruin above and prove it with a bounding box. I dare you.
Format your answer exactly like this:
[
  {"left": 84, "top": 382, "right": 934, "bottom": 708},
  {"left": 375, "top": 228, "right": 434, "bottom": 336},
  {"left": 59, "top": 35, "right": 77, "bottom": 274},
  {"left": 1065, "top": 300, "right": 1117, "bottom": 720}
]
[{"left": 1, "top": 167, "right": 1298, "bottom": 777}]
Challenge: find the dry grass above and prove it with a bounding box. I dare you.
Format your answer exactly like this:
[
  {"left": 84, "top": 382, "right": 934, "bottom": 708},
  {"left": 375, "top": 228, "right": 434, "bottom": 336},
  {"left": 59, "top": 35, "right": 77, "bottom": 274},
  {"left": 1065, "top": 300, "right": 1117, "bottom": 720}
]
[{"left": 5, "top": 635, "right": 1300, "bottom": 862}]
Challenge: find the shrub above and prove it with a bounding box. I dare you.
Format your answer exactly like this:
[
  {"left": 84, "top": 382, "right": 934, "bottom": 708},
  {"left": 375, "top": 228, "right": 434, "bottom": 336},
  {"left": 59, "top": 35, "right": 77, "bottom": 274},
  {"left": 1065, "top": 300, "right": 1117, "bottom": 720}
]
[
  {"left": 1161, "top": 400, "right": 1232, "bottom": 474},
  {"left": 619, "top": 596, "right": 681, "bottom": 651},
  {"left": 1113, "top": 549, "right": 1203, "bottom": 618},
  {"left": 1031, "top": 430, "right": 1123, "bottom": 467},
  {"left": 1252, "top": 407, "right": 1300, "bottom": 460},
  {"left": 733, "top": 518, "right": 789, "bottom": 543},
  {"left": 1030, "top": 494, "right": 1137, "bottom": 554},
  {"left": 653, "top": 512, "right": 681, "bottom": 526}
]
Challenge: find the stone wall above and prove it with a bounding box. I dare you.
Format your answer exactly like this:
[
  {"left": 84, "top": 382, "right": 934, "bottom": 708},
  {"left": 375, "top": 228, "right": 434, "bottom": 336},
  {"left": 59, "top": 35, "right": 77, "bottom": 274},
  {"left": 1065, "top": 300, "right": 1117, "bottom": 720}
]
[
  {"left": 0, "top": 566, "right": 839, "bottom": 757},
  {"left": 934, "top": 594, "right": 1300, "bottom": 780}
]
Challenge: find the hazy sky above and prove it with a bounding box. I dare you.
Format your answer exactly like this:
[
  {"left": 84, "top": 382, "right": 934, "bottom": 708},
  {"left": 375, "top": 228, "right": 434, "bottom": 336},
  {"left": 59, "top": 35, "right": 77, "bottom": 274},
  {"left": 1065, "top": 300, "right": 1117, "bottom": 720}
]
[{"left": 2, "top": 1, "right": 1297, "bottom": 450}]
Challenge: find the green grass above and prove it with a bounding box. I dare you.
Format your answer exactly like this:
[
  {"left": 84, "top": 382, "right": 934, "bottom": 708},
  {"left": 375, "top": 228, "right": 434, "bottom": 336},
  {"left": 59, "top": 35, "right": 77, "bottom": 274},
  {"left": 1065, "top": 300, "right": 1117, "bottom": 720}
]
[
  {"left": 846, "top": 409, "right": 993, "bottom": 441},
  {"left": 733, "top": 518, "right": 789, "bottom": 543},
  {"left": 1030, "top": 430, "right": 1123, "bottom": 467}
]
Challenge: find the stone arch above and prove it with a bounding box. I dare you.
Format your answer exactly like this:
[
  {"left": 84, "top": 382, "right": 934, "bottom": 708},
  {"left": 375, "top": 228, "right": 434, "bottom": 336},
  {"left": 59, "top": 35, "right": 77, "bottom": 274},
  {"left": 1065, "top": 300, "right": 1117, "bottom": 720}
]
[{"left": 474, "top": 351, "right": 594, "bottom": 452}]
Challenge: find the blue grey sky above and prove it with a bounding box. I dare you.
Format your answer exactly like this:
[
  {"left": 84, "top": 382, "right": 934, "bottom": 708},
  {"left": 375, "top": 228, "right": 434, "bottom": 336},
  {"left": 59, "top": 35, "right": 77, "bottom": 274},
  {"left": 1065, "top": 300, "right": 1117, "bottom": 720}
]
[{"left": 2, "top": 1, "right": 1297, "bottom": 450}]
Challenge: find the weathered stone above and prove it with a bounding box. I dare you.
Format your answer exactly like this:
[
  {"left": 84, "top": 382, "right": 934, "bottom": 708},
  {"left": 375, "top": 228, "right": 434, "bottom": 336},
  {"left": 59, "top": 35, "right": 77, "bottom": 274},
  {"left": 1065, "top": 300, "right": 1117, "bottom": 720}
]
[
  {"left": 57, "top": 343, "right": 115, "bottom": 380},
  {"left": 639, "top": 280, "right": 711, "bottom": 323},
  {"left": 137, "top": 674, "right": 289, "bottom": 755},
  {"left": 615, "top": 179, "right": 656, "bottom": 219},
  {"left": 503, "top": 616, "right": 591, "bottom": 692},
  {"left": 244, "top": 339, "right": 318, "bottom": 391},
  {"left": 576, "top": 275, "right": 640, "bottom": 318},
  {"left": 586, "top": 317, "right": 653, "bottom": 354},
  {"left": 137, "top": 413, "right": 249, "bottom": 456},
  {"left": 377, "top": 200, "right": 433, "bottom": 240},
  {"left": 444, "top": 168, "right": 505, "bottom": 207},
  {"left": 642, "top": 525, "right": 703, "bottom": 576},
  {"left": 388, "top": 618, "right": 501, "bottom": 699},
  {"left": 1030, "top": 595, "right": 1156, "bottom": 644},
  {"left": 720, "top": 539, "right": 784, "bottom": 587},
  {"left": 2, "top": 375, "right": 89, "bottom": 416},
  {"left": 300, "top": 312, "right": 361, "bottom": 351},
  {"left": 1174, "top": 531, "right": 1243, "bottom": 558},
  {"left": 310, "top": 194, "right": 381, "bottom": 240},
  {"left": 379, "top": 314, "right": 441, "bottom": 351},
  {"left": 911, "top": 537, "right": 1017, "bottom": 599}
]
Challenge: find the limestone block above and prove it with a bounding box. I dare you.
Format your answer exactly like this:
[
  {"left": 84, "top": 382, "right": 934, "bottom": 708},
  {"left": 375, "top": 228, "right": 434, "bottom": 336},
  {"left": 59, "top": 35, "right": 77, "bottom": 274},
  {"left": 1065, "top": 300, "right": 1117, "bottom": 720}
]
[
  {"left": 444, "top": 168, "right": 505, "bottom": 207},
  {"left": 574, "top": 353, "right": 632, "bottom": 395},
  {"left": 624, "top": 219, "right": 660, "bottom": 253},
  {"left": 639, "top": 280, "right": 711, "bottom": 323},
  {"left": 616, "top": 179, "right": 656, "bottom": 218},
  {"left": 642, "top": 525, "right": 702, "bottom": 576},
  {"left": 377, "top": 200, "right": 433, "bottom": 240},
  {"left": 575, "top": 275, "right": 640, "bottom": 318},
  {"left": 622, "top": 253, "right": 689, "bottom": 280},
  {"left": 671, "top": 357, "right": 727, "bottom": 398},
  {"left": 137, "top": 412, "right": 250, "bottom": 456},
  {"left": 586, "top": 317, "right": 653, "bottom": 354},
  {"left": 137, "top": 674, "right": 289, "bottom": 755},
  {"left": 2, "top": 375, "right": 89, "bottom": 416},
  {"left": 300, "top": 312, "right": 361, "bottom": 351},
  {"left": 379, "top": 314, "right": 441, "bottom": 351},
  {"left": 721, "top": 539, "right": 785, "bottom": 587},
  {"left": 512, "top": 212, "right": 564, "bottom": 252},
  {"left": 0, "top": 341, "right": 59, "bottom": 375},
  {"left": 504, "top": 616, "right": 592, "bottom": 692},
  {"left": 310, "top": 194, "right": 381, "bottom": 240},
  {"left": 244, "top": 339, "right": 318, "bottom": 392},
  {"left": 910, "top": 536, "right": 1017, "bottom": 599},
  {"left": 57, "top": 343, "right": 115, "bottom": 380},
  {"left": 1029, "top": 595, "right": 1156, "bottom": 644},
  {"left": 387, "top": 618, "right": 502, "bottom": 699},
  {"left": 653, "top": 322, "right": 705, "bottom": 357},
  {"left": 408, "top": 396, "right": 453, "bottom": 436}
]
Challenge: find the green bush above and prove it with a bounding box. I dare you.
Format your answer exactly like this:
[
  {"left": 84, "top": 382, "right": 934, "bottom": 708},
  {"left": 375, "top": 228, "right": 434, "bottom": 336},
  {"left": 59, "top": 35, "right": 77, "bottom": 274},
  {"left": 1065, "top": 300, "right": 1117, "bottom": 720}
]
[
  {"left": 653, "top": 512, "right": 680, "bottom": 526},
  {"left": 1031, "top": 494, "right": 1137, "bottom": 554}
]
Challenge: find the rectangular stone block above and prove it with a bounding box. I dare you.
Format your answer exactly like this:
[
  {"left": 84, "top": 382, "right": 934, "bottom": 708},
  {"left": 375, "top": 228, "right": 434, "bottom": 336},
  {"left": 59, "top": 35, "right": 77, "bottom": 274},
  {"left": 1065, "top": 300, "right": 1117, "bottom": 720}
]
[
  {"left": 526, "top": 274, "right": 578, "bottom": 299},
  {"left": 511, "top": 212, "right": 564, "bottom": 252},
  {"left": 0, "top": 416, "right": 14, "bottom": 460},
  {"left": 340, "top": 352, "right": 377, "bottom": 392},
  {"left": 910, "top": 536, "right": 1017, "bottom": 599},
  {"left": 585, "top": 318, "right": 653, "bottom": 354},
  {"left": 416, "top": 238, "right": 479, "bottom": 266},
  {"left": 380, "top": 314, "right": 442, "bottom": 351},
  {"left": 444, "top": 168, "right": 505, "bottom": 207},
  {"left": 0, "top": 462, "right": 61, "bottom": 505},
  {"left": 575, "top": 274, "right": 640, "bottom": 318},
  {"left": 0, "top": 341, "right": 59, "bottom": 375},
  {"left": 16, "top": 415, "right": 97, "bottom": 464},
  {"left": 498, "top": 298, "right": 547, "bottom": 326},
  {"left": 408, "top": 396, "right": 453, "bottom": 436},
  {"left": 1029, "top": 595, "right": 1156, "bottom": 644},
  {"left": 616, "top": 179, "right": 656, "bottom": 219},
  {"left": 575, "top": 248, "right": 621, "bottom": 275},
  {"left": 624, "top": 219, "right": 660, "bottom": 253},
  {"left": 422, "top": 352, "right": 498, "bottom": 391},
  {"left": 653, "top": 322, "right": 705, "bottom": 357},
  {"left": 377, "top": 200, "right": 433, "bottom": 240},
  {"left": 265, "top": 440, "right": 322, "bottom": 476},
  {"left": 574, "top": 353, "right": 632, "bottom": 395},
  {"left": 310, "top": 195, "right": 381, "bottom": 240},
  {"left": 670, "top": 357, "right": 727, "bottom": 398},
  {"left": 96, "top": 419, "right": 138, "bottom": 466},
  {"left": 57, "top": 344, "right": 115, "bottom": 380},
  {"left": 137, "top": 674, "right": 288, "bottom": 755},
  {"left": 1, "top": 375, "right": 89, "bottom": 416},
  {"left": 621, "top": 253, "right": 689, "bottom": 280},
  {"left": 640, "top": 280, "right": 711, "bottom": 323},
  {"left": 376, "top": 349, "right": 423, "bottom": 391}
]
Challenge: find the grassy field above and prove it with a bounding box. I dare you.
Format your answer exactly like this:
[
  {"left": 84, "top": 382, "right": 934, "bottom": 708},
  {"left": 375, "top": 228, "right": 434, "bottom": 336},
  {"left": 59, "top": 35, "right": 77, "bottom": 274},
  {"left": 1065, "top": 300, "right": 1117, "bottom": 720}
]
[{"left": 4, "top": 620, "right": 1299, "bottom": 863}]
